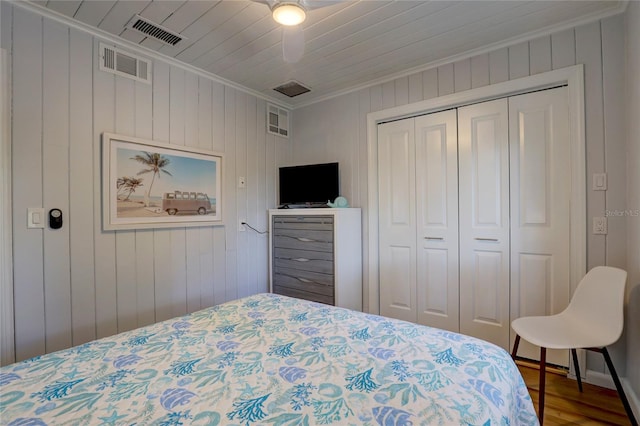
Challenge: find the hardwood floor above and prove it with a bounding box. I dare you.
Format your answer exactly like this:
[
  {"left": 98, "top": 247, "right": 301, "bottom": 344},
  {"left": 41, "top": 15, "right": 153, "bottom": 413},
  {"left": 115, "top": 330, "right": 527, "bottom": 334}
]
[{"left": 517, "top": 362, "right": 632, "bottom": 425}]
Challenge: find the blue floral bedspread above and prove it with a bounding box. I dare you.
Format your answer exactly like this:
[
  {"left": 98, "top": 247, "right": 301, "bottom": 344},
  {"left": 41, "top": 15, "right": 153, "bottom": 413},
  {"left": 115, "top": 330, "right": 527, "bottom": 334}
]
[{"left": 0, "top": 293, "right": 538, "bottom": 425}]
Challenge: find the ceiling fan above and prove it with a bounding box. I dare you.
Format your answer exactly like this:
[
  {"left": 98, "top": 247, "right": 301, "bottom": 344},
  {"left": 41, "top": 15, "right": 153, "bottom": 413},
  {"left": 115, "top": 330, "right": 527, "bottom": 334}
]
[{"left": 256, "top": 0, "right": 342, "bottom": 63}]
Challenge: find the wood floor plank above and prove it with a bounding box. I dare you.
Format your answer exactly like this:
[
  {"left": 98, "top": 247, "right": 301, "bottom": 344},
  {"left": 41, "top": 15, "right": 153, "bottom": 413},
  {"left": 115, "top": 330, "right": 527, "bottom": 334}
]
[{"left": 517, "top": 363, "right": 632, "bottom": 425}]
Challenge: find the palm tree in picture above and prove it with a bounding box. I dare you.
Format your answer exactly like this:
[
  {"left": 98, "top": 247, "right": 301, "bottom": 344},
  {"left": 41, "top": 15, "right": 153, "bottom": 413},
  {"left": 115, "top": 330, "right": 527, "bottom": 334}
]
[
  {"left": 116, "top": 177, "right": 128, "bottom": 200},
  {"left": 131, "top": 152, "right": 172, "bottom": 207},
  {"left": 122, "top": 177, "right": 144, "bottom": 201}
]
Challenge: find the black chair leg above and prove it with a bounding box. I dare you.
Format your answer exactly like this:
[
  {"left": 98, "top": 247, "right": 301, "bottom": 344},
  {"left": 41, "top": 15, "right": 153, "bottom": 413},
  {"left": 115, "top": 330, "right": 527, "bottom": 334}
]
[
  {"left": 601, "top": 347, "right": 638, "bottom": 426},
  {"left": 511, "top": 335, "right": 521, "bottom": 359},
  {"left": 571, "top": 349, "right": 583, "bottom": 392},
  {"left": 539, "top": 347, "right": 547, "bottom": 425}
]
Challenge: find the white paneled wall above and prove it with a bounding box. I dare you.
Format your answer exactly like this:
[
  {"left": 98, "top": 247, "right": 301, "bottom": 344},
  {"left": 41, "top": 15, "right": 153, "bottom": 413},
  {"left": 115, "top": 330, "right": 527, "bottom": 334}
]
[
  {"left": 293, "top": 15, "right": 628, "bottom": 378},
  {"left": 5, "top": 3, "right": 289, "bottom": 363},
  {"left": 625, "top": 1, "right": 640, "bottom": 402}
]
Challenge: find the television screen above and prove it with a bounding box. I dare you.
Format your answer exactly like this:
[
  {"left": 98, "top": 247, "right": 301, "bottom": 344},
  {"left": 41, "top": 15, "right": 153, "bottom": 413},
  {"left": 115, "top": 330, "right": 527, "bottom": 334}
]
[{"left": 279, "top": 162, "right": 339, "bottom": 206}]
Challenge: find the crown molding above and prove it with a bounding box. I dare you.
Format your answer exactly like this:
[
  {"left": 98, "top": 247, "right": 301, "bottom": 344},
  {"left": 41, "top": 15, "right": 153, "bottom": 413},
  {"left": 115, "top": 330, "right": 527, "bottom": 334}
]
[
  {"left": 8, "top": 0, "right": 294, "bottom": 110},
  {"left": 7, "top": 0, "right": 628, "bottom": 111}
]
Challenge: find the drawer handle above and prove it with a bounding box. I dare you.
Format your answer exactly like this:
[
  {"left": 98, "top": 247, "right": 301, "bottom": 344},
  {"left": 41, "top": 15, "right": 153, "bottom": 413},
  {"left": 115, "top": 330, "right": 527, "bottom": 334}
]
[
  {"left": 424, "top": 237, "right": 444, "bottom": 240},
  {"left": 475, "top": 238, "right": 499, "bottom": 242},
  {"left": 297, "top": 277, "right": 313, "bottom": 283},
  {"left": 296, "top": 237, "right": 315, "bottom": 242},
  {"left": 293, "top": 258, "right": 310, "bottom": 262}
]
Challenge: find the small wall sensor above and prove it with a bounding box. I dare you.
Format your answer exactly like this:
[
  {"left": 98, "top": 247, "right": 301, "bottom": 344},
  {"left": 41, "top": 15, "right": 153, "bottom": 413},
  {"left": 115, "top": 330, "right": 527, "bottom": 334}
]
[{"left": 49, "top": 209, "right": 63, "bottom": 229}]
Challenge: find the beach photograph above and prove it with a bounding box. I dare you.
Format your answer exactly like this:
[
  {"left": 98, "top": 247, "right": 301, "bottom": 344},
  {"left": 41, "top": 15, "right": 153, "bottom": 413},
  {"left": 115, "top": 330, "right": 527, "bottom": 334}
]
[{"left": 103, "top": 134, "right": 222, "bottom": 230}]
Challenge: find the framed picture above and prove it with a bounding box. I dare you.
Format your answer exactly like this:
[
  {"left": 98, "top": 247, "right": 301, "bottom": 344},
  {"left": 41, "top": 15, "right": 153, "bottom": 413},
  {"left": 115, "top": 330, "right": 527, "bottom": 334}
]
[{"left": 102, "top": 133, "right": 223, "bottom": 230}]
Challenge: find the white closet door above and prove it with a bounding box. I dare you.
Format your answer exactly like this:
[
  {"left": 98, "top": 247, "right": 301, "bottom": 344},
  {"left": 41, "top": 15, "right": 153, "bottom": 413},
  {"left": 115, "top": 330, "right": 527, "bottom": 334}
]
[
  {"left": 509, "top": 87, "right": 571, "bottom": 367},
  {"left": 414, "top": 111, "right": 459, "bottom": 331},
  {"left": 458, "top": 99, "right": 511, "bottom": 349},
  {"left": 378, "top": 119, "right": 417, "bottom": 322}
]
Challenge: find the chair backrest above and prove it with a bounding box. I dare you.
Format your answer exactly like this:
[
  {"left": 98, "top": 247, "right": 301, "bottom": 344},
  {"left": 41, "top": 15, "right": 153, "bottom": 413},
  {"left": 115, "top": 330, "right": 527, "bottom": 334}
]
[{"left": 564, "top": 266, "right": 627, "bottom": 346}]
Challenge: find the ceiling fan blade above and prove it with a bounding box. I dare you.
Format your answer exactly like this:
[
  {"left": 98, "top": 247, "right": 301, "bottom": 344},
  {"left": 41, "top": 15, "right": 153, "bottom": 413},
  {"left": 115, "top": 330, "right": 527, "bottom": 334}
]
[
  {"left": 300, "top": 0, "right": 345, "bottom": 11},
  {"left": 282, "top": 25, "right": 305, "bottom": 63}
]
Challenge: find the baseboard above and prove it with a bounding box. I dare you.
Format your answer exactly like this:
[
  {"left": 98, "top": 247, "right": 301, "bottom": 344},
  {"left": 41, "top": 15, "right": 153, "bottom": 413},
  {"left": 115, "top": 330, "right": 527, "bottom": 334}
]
[
  {"left": 586, "top": 369, "right": 616, "bottom": 390},
  {"left": 586, "top": 369, "right": 640, "bottom": 420},
  {"left": 622, "top": 377, "right": 640, "bottom": 422}
]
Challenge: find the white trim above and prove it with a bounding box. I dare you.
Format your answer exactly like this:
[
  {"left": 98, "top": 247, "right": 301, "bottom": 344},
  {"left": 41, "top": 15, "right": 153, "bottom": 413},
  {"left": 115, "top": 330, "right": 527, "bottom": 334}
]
[
  {"left": 623, "top": 377, "right": 640, "bottom": 422},
  {"left": 8, "top": 0, "right": 293, "bottom": 110},
  {"left": 586, "top": 368, "right": 616, "bottom": 390},
  {"left": 1, "top": 47, "right": 15, "bottom": 366},
  {"left": 585, "top": 370, "right": 640, "bottom": 421},
  {"left": 293, "top": 5, "right": 627, "bottom": 109},
  {"left": 366, "top": 65, "right": 586, "bottom": 315}
]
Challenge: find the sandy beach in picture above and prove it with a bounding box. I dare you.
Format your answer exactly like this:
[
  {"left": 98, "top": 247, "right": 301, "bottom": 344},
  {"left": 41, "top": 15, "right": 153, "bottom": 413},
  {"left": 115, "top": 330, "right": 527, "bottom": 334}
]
[{"left": 116, "top": 200, "right": 216, "bottom": 217}]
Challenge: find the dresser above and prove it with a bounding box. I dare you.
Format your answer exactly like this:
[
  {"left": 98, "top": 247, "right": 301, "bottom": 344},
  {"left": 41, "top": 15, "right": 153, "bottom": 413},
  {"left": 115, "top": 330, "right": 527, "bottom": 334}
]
[{"left": 268, "top": 208, "right": 362, "bottom": 311}]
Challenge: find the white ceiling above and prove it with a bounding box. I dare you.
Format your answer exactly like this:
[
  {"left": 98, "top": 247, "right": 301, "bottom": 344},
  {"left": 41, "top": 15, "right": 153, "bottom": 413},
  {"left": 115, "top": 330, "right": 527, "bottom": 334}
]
[{"left": 32, "top": 0, "right": 625, "bottom": 108}]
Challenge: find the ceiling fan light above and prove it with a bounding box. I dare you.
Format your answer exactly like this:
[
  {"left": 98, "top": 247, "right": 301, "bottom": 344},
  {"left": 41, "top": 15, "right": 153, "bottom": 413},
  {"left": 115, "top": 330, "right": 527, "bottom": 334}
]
[{"left": 272, "top": 3, "right": 306, "bottom": 26}]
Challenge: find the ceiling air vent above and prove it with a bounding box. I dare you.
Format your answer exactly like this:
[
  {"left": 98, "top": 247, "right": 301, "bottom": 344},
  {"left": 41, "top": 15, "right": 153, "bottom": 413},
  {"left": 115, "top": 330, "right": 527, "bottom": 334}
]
[
  {"left": 273, "top": 81, "right": 310, "bottom": 98},
  {"left": 99, "top": 43, "right": 152, "bottom": 84},
  {"left": 127, "top": 15, "right": 185, "bottom": 47}
]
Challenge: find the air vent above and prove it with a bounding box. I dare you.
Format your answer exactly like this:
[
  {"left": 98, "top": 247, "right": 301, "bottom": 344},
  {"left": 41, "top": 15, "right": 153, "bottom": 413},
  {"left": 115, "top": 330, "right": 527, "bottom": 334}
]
[
  {"left": 273, "top": 81, "right": 310, "bottom": 98},
  {"left": 99, "top": 43, "right": 151, "bottom": 84},
  {"left": 267, "top": 104, "right": 289, "bottom": 138},
  {"left": 127, "top": 15, "right": 185, "bottom": 47}
]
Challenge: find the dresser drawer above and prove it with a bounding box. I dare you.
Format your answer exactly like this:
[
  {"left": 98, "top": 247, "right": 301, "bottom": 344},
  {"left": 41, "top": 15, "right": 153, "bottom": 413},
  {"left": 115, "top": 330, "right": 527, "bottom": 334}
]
[
  {"left": 273, "top": 266, "right": 334, "bottom": 286},
  {"left": 272, "top": 215, "right": 333, "bottom": 231},
  {"left": 273, "top": 247, "right": 333, "bottom": 274},
  {"left": 272, "top": 229, "right": 333, "bottom": 252},
  {"left": 273, "top": 285, "right": 334, "bottom": 306}
]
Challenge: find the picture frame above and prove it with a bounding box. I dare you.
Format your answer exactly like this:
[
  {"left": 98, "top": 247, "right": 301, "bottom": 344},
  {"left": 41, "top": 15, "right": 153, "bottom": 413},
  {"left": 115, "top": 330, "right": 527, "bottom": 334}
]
[{"left": 102, "top": 133, "right": 223, "bottom": 230}]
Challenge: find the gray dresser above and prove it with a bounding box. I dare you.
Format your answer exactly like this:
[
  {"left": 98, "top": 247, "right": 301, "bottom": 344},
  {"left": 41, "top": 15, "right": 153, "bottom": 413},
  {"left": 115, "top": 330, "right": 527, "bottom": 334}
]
[{"left": 268, "top": 208, "right": 362, "bottom": 311}]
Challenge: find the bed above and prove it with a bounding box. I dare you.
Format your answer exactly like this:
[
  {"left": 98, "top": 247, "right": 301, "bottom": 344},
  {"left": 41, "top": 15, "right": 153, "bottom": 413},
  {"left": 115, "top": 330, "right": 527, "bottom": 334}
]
[{"left": 0, "top": 293, "right": 538, "bottom": 425}]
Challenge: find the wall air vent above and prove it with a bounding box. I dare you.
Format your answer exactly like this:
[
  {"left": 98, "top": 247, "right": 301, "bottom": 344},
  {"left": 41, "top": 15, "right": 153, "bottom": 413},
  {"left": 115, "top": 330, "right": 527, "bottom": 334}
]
[
  {"left": 267, "top": 104, "right": 290, "bottom": 138},
  {"left": 99, "top": 43, "right": 151, "bottom": 84},
  {"left": 273, "top": 81, "right": 310, "bottom": 98},
  {"left": 127, "top": 15, "right": 186, "bottom": 47}
]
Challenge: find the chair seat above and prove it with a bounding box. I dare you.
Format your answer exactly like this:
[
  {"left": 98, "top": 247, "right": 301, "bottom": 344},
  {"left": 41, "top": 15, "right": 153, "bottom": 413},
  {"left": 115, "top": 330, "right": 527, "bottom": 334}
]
[{"left": 511, "top": 314, "right": 616, "bottom": 350}]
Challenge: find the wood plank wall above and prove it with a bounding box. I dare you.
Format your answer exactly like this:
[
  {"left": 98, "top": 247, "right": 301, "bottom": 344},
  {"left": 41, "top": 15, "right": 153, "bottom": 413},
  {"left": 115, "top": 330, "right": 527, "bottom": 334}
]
[
  {"left": 4, "top": 3, "right": 289, "bottom": 363},
  {"left": 625, "top": 1, "right": 640, "bottom": 401},
  {"left": 292, "top": 15, "right": 628, "bottom": 377}
]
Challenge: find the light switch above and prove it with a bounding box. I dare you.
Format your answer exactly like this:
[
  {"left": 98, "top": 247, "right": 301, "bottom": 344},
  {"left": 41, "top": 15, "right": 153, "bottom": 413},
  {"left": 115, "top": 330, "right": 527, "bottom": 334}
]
[
  {"left": 593, "top": 173, "right": 607, "bottom": 191},
  {"left": 27, "top": 208, "right": 45, "bottom": 229}
]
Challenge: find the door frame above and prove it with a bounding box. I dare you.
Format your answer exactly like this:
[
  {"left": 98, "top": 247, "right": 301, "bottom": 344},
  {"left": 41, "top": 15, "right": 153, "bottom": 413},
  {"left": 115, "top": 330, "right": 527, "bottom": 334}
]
[
  {"left": 366, "top": 65, "right": 586, "bottom": 317},
  {"left": 1, "top": 47, "right": 15, "bottom": 366}
]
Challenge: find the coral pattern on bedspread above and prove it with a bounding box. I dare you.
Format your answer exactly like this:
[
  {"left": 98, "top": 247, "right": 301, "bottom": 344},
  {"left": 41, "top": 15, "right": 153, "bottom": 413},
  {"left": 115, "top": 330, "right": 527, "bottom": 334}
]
[{"left": 0, "top": 293, "right": 538, "bottom": 425}]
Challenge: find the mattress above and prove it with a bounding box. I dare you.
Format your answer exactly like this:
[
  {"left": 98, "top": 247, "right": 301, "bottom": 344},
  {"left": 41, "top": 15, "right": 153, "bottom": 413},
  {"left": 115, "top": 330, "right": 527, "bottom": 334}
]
[{"left": 0, "top": 293, "right": 538, "bottom": 425}]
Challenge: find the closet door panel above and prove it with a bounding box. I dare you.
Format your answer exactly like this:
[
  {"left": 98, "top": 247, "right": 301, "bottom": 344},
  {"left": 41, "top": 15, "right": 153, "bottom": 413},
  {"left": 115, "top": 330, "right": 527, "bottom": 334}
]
[
  {"left": 378, "top": 120, "right": 417, "bottom": 322},
  {"left": 458, "top": 99, "right": 510, "bottom": 349},
  {"left": 415, "top": 110, "right": 459, "bottom": 331},
  {"left": 509, "top": 87, "right": 571, "bottom": 367}
]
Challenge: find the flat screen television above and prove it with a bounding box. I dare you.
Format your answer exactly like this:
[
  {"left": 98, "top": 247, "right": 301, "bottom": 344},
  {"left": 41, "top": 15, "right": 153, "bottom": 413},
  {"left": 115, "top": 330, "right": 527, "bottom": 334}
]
[{"left": 279, "top": 162, "right": 339, "bottom": 207}]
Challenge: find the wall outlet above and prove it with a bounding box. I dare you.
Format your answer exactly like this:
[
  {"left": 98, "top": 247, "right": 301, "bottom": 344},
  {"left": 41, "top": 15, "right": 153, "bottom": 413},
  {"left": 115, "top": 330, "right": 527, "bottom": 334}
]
[
  {"left": 239, "top": 219, "right": 246, "bottom": 232},
  {"left": 593, "top": 217, "right": 607, "bottom": 235}
]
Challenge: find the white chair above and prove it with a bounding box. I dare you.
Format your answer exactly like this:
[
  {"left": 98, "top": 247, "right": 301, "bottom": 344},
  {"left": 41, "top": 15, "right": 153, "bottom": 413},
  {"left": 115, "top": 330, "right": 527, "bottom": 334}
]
[{"left": 511, "top": 266, "right": 637, "bottom": 426}]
